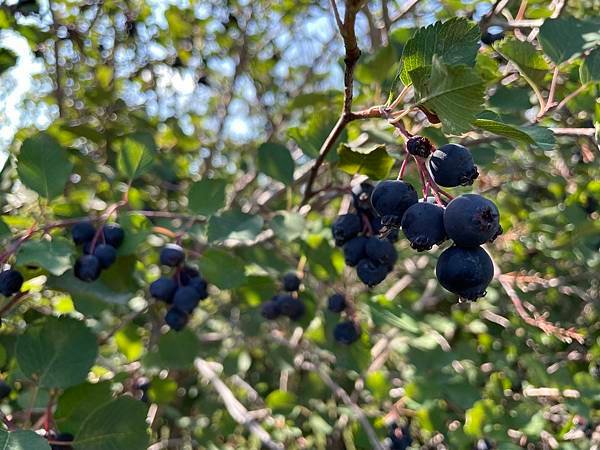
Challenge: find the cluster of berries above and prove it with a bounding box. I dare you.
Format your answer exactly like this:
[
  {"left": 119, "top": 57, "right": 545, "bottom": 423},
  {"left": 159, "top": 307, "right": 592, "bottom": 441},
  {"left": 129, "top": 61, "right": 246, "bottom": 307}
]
[
  {"left": 331, "top": 182, "right": 400, "bottom": 287},
  {"left": 71, "top": 221, "right": 124, "bottom": 282},
  {"left": 149, "top": 244, "right": 209, "bottom": 331},
  {"left": 260, "top": 273, "right": 305, "bottom": 321},
  {"left": 0, "top": 268, "right": 23, "bottom": 298},
  {"left": 328, "top": 293, "right": 361, "bottom": 345}
]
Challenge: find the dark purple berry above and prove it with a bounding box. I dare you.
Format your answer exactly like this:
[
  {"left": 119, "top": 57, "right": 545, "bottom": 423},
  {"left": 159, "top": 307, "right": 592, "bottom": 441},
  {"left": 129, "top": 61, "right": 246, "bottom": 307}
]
[
  {"left": 165, "top": 307, "right": 188, "bottom": 331},
  {"left": 74, "top": 255, "right": 101, "bottom": 282},
  {"left": 71, "top": 222, "right": 96, "bottom": 245},
  {"left": 389, "top": 424, "right": 413, "bottom": 450},
  {"left": 444, "top": 194, "right": 502, "bottom": 247},
  {"left": 331, "top": 214, "right": 362, "bottom": 246},
  {"left": 436, "top": 246, "right": 494, "bottom": 301},
  {"left": 351, "top": 181, "right": 375, "bottom": 213},
  {"left": 343, "top": 236, "right": 368, "bottom": 267},
  {"left": 334, "top": 321, "right": 360, "bottom": 345},
  {"left": 93, "top": 244, "right": 117, "bottom": 268},
  {"left": 0, "top": 380, "right": 11, "bottom": 400},
  {"left": 428, "top": 143, "right": 479, "bottom": 187},
  {"left": 160, "top": 244, "right": 185, "bottom": 267},
  {"left": 481, "top": 30, "right": 504, "bottom": 45},
  {"left": 188, "top": 276, "right": 208, "bottom": 300},
  {"left": 179, "top": 266, "right": 200, "bottom": 285},
  {"left": 173, "top": 286, "right": 201, "bottom": 314},
  {"left": 327, "top": 293, "right": 346, "bottom": 313},
  {"left": 365, "top": 237, "right": 397, "bottom": 269},
  {"left": 371, "top": 180, "right": 418, "bottom": 226},
  {"left": 356, "top": 259, "right": 389, "bottom": 287},
  {"left": 0, "top": 269, "right": 23, "bottom": 296},
  {"left": 406, "top": 135, "right": 434, "bottom": 157},
  {"left": 149, "top": 277, "right": 178, "bottom": 303},
  {"left": 261, "top": 300, "right": 280, "bottom": 320},
  {"left": 102, "top": 224, "right": 125, "bottom": 248},
  {"left": 51, "top": 433, "right": 74, "bottom": 450},
  {"left": 282, "top": 273, "right": 301, "bottom": 292},
  {"left": 276, "top": 294, "right": 305, "bottom": 320},
  {"left": 401, "top": 202, "right": 447, "bottom": 251}
]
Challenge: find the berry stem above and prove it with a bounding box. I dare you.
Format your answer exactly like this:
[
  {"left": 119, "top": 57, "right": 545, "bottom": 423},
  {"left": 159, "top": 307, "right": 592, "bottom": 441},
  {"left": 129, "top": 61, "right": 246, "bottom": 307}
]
[
  {"left": 361, "top": 213, "right": 374, "bottom": 236},
  {"left": 396, "top": 155, "right": 410, "bottom": 180}
]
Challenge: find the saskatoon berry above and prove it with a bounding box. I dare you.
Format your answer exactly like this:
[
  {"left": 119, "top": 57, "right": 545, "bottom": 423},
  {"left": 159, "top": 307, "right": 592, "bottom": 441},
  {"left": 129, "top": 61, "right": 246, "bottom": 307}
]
[
  {"left": 261, "top": 299, "right": 281, "bottom": 320},
  {"left": 473, "top": 438, "right": 493, "bottom": 450},
  {"left": 365, "top": 237, "right": 397, "bottom": 269},
  {"left": 436, "top": 246, "right": 494, "bottom": 301},
  {"left": 71, "top": 222, "right": 96, "bottom": 245},
  {"left": 179, "top": 266, "right": 200, "bottom": 285},
  {"left": 406, "top": 135, "right": 434, "bottom": 158},
  {"left": 0, "top": 380, "right": 11, "bottom": 400},
  {"left": 160, "top": 244, "right": 185, "bottom": 267},
  {"left": 481, "top": 30, "right": 505, "bottom": 45},
  {"left": 282, "top": 273, "right": 301, "bottom": 292},
  {"left": 389, "top": 424, "right": 412, "bottom": 450},
  {"left": 74, "top": 255, "right": 101, "bottom": 282},
  {"left": 428, "top": 143, "right": 479, "bottom": 187},
  {"left": 188, "top": 276, "right": 208, "bottom": 300},
  {"left": 93, "top": 244, "right": 117, "bottom": 269},
  {"left": 149, "top": 277, "right": 178, "bottom": 303},
  {"left": 333, "top": 321, "right": 360, "bottom": 345},
  {"left": 351, "top": 181, "right": 375, "bottom": 213},
  {"left": 327, "top": 293, "right": 346, "bottom": 313},
  {"left": 331, "top": 214, "right": 362, "bottom": 246},
  {"left": 371, "top": 180, "right": 418, "bottom": 226},
  {"left": 401, "top": 202, "right": 447, "bottom": 251},
  {"left": 356, "top": 259, "right": 389, "bottom": 287},
  {"left": 165, "top": 307, "right": 188, "bottom": 331},
  {"left": 444, "top": 194, "right": 502, "bottom": 247},
  {"left": 343, "top": 236, "right": 368, "bottom": 267},
  {"left": 102, "top": 224, "right": 125, "bottom": 248},
  {"left": 0, "top": 269, "right": 24, "bottom": 296},
  {"left": 173, "top": 286, "right": 201, "bottom": 314},
  {"left": 276, "top": 294, "right": 305, "bottom": 320}
]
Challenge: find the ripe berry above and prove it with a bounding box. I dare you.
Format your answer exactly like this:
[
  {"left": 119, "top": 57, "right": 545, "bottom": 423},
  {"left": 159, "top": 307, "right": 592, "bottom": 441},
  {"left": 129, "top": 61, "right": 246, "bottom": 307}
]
[
  {"left": 327, "top": 293, "right": 346, "bottom": 313},
  {"left": 188, "top": 276, "right": 208, "bottom": 300},
  {"left": 179, "top": 266, "right": 200, "bottom": 285},
  {"left": 389, "top": 424, "right": 413, "bottom": 450},
  {"left": 173, "top": 286, "right": 201, "bottom": 314},
  {"left": 74, "top": 255, "right": 101, "bottom": 282},
  {"left": 149, "top": 277, "right": 178, "bottom": 303},
  {"left": 331, "top": 214, "right": 362, "bottom": 246},
  {"left": 351, "top": 181, "right": 375, "bottom": 213},
  {"left": 51, "top": 433, "right": 74, "bottom": 450},
  {"left": 0, "top": 380, "right": 11, "bottom": 400},
  {"left": 165, "top": 307, "right": 188, "bottom": 331},
  {"left": 428, "top": 143, "right": 479, "bottom": 187},
  {"left": 334, "top": 321, "right": 360, "bottom": 345},
  {"left": 71, "top": 222, "right": 96, "bottom": 245},
  {"left": 406, "top": 135, "right": 434, "bottom": 157},
  {"left": 436, "top": 246, "right": 494, "bottom": 301},
  {"left": 102, "top": 224, "right": 125, "bottom": 248},
  {"left": 401, "top": 202, "right": 447, "bottom": 251},
  {"left": 343, "top": 236, "right": 368, "bottom": 267},
  {"left": 0, "top": 269, "right": 24, "bottom": 296},
  {"left": 282, "top": 273, "right": 301, "bottom": 292},
  {"left": 371, "top": 180, "right": 418, "bottom": 226},
  {"left": 444, "top": 194, "right": 502, "bottom": 247},
  {"left": 93, "top": 244, "right": 117, "bottom": 268},
  {"left": 481, "top": 30, "right": 505, "bottom": 45},
  {"left": 261, "top": 299, "right": 281, "bottom": 320},
  {"left": 365, "top": 237, "right": 397, "bottom": 269},
  {"left": 276, "top": 294, "right": 305, "bottom": 320},
  {"left": 356, "top": 259, "right": 389, "bottom": 287},
  {"left": 160, "top": 244, "right": 185, "bottom": 267},
  {"left": 473, "top": 438, "right": 493, "bottom": 450}
]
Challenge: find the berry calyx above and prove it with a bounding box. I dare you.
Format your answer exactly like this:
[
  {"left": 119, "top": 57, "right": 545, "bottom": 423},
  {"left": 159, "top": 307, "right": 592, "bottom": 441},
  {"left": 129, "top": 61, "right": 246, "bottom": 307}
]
[
  {"left": 327, "top": 293, "right": 346, "bottom": 313},
  {"left": 435, "top": 246, "right": 494, "bottom": 301},
  {"left": 428, "top": 143, "right": 479, "bottom": 187},
  {"left": 406, "top": 135, "right": 434, "bottom": 157},
  {"left": 160, "top": 244, "right": 185, "bottom": 267},
  {"left": 333, "top": 321, "right": 360, "bottom": 345},
  {"left": 444, "top": 194, "right": 502, "bottom": 247},
  {"left": 0, "top": 269, "right": 24, "bottom": 296},
  {"left": 401, "top": 202, "right": 447, "bottom": 251}
]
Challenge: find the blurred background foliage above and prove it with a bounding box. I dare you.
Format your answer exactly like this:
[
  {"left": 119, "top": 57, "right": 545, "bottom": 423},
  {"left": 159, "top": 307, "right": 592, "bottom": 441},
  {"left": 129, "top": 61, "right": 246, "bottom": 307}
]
[{"left": 0, "top": 0, "right": 599, "bottom": 448}]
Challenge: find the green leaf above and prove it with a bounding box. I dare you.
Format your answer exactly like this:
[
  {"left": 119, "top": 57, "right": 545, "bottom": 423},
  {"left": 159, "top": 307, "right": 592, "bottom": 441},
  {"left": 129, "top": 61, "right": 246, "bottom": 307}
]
[
  {"left": 520, "top": 125, "right": 556, "bottom": 149},
  {"left": 337, "top": 144, "right": 394, "bottom": 180},
  {"left": 15, "top": 237, "right": 74, "bottom": 276},
  {"left": 207, "top": 210, "right": 264, "bottom": 243},
  {"left": 73, "top": 397, "right": 149, "bottom": 450},
  {"left": 198, "top": 248, "right": 246, "bottom": 289},
  {"left": 270, "top": 211, "right": 306, "bottom": 242},
  {"left": 147, "top": 377, "right": 178, "bottom": 404},
  {"left": 115, "top": 324, "right": 144, "bottom": 362},
  {"left": 539, "top": 16, "right": 600, "bottom": 64},
  {"left": 496, "top": 38, "right": 550, "bottom": 86},
  {"left": 117, "top": 213, "right": 152, "bottom": 255},
  {"left": 288, "top": 111, "right": 346, "bottom": 160},
  {"left": 16, "top": 317, "right": 98, "bottom": 389},
  {"left": 17, "top": 133, "right": 73, "bottom": 199},
  {"left": 464, "top": 399, "right": 498, "bottom": 436},
  {"left": 0, "top": 48, "right": 17, "bottom": 75},
  {"left": 188, "top": 179, "right": 227, "bottom": 216},
  {"left": 580, "top": 47, "right": 600, "bottom": 83},
  {"left": 55, "top": 382, "right": 114, "bottom": 434},
  {"left": 0, "top": 218, "right": 10, "bottom": 239},
  {"left": 265, "top": 389, "right": 296, "bottom": 414},
  {"left": 157, "top": 329, "right": 200, "bottom": 369},
  {"left": 412, "top": 57, "right": 484, "bottom": 134},
  {"left": 400, "top": 18, "right": 480, "bottom": 85},
  {"left": 115, "top": 132, "right": 156, "bottom": 180},
  {"left": 473, "top": 119, "right": 535, "bottom": 145},
  {"left": 0, "top": 429, "right": 51, "bottom": 450},
  {"left": 46, "top": 272, "right": 133, "bottom": 307},
  {"left": 257, "top": 143, "right": 294, "bottom": 184}
]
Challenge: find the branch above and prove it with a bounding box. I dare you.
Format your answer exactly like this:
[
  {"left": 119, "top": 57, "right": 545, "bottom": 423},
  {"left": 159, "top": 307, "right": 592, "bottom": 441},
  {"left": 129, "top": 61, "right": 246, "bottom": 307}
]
[
  {"left": 48, "top": 0, "right": 64, "bottom": 117},
  {"left": 194, "top": 358, "right": 284, "bottom": 450}
]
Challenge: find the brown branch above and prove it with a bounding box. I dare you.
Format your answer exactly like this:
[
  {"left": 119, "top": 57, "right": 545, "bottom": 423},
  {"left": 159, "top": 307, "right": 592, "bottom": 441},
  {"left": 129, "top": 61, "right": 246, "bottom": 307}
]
[
  {"left": 48, "top": 0, "right": 64, "bottom": 117},
  {"left": 389, "top": 0, "right": 420, "bottom": 23}
]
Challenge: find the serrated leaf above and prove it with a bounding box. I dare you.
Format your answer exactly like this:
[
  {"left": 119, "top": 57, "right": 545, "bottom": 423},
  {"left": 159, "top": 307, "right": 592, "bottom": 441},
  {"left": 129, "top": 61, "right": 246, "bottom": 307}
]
[
  {"left": 257, "top": 143, "right": 294, "bottom": 184},
  {"left": 412, "top": 57, "right": 484, "bottom": 134},
  {"left": 115, "top": 132, "right": 156, "bottom": 180},
  {"left": 496, "top": 38, "right": 550, "bottom": 86},
  {"left": 539, "top": 16, "right": 600, "bottom": 64},
  {"left": 198, "top": 248, "right": 246, "bottom": 289},
  {"left": 73, "top": 397, "right": 149, "bottom": 450},
  {"left": 46, "top": 272, "right": 132, "bottom": 308},
  {"left": 580, "top": 47, "right": 600, "bottom": 83},
  {"left": 16, "top": 317, "right": 98, "bottom": 389},
  {"left": 270, "top": 211, "right": 306, "bottom": 242},
  {"left": 520, "top": 125, "right": 556, "bottom": 149},
  {"left": 0, "top": 47, "right": 17, "bottom": 75},
  {"left": 55, "top": 382, "right": 113, "bottom": 434},
  {"left": 400, "top": 18, "right": 480, "bottom": 85},
  {"left": 188, "top": 179, "right": 227, "bottom": 216},
  {"left": 473, "top": 119, "right": 535, "bottom": 145},
  {"left": 157, "top": 329, "right": 200, "bottom": 369},
  {"left": 207, "top": 209, "right": 264, "bottom": 243},
  {"left": 17, "top": 133, "right": 73, "bottom": 199},
  {"left": 337, "top": 144, "right": 394, "bottom": 180},
  {"left": 15, "top": 237, "right": 74, "bottom": 276},
  {"left": 0, "top": 429, "right": 51, "bottom": 450}
]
